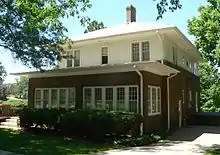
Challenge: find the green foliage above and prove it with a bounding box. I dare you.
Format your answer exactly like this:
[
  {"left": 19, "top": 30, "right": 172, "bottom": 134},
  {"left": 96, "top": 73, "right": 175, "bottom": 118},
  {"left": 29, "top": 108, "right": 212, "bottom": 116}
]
[
  {"left": 188, "top": 0, "right": 220, "bottom": 67},
  {"left": 19, "top": 108, "right": 143, "bottom": 140},
  {"left": 188, "top": 0, "right": 220, "bottom": 112},
  {"left": 14, "top": 76, "right": 29, "bottom": 99},
  {"left": 84, "top": 20, "right": 106, "bottom": 33},
  {"left": 0, "top": 0, "right": 91, "bottom": 69},
  {"left": 155, "top": 0, "right": 182, "bottom": 20},
  {"left": 0, "top": 62, "right": 6, "bottom": 85}
]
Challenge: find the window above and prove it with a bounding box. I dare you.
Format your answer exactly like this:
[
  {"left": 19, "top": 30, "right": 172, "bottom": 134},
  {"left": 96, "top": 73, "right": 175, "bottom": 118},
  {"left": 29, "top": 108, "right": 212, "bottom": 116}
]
[
  {"left": 95, "top": 88, "right": 103, "bottom": 109},
  {"left": 182, "top": 56, "right": 185, "bottom": 65},
  {"left": 132, "top": 43, "right": 140, "bottom": 62},
  {"left": 51, "top": 89, "right": 58, "bottom": 108},
  {"left": 105, "top": 88, "right": 113, "bottom": 110},
  {"left": 132, "top": 41, "right": 150, "bottom": 62},
  {"left": 172, "top": 46, "right": 177, "bottom": 64},
  {"left": 74, "top": 50, "right": 80, "bottom": 67},
  {"left": 83, "top": 86, "right": 138, "bottom": 113},
  {"left": 129, "top": 87, "right": 138, "bottom": 113},
  {"left": 66, "top": 51, "right": 73, "bottom": 68},
  {"left": 43, "top": 89, "right": 49, "bottom": 108},
  {"left": 101, "top": 47, "right": 108, "bottom": 64},
  {"left": 59, "top": 89, "right": 66, "bottom": 108},
  {"left": 68, "top": 88, "right": 75, "bottom": 109},
  {"left": 35, "top": 89, "right": 42, "bottom": 108},
  {"left": 148, "top": 86, "right": 161, "bottom": 115},
  {"left": 141, "top": 41, "right": 150, "bottom": 61},
  {"left": 84, "top": 88, "right": 92, "bottom": 109}
]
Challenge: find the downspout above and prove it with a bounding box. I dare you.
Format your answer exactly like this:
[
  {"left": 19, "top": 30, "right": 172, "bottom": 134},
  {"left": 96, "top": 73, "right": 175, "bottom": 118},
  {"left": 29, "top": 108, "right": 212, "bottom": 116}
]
[
  {"left": 167, "top": 73, "right": 178, "bottom": 131},
  {"left": 133, "top": 65, "right": 144, "bottom": 136}
]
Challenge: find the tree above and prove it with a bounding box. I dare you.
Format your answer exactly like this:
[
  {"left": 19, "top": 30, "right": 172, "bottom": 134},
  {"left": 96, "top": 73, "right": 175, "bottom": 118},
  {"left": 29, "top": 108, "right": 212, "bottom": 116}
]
[
  {"left": 14, "top": 76, "right": 29, "bottom": 99},
  {"left": 188, "top": 0, "right": 220, "bottom": 112},
  {"left": 0, "top": 62, "right": 7, "bottom": 100},
  {"left": 155, "top": 0, "right": 182, "bottom": 20},
  {"left": 188, "top": 0, "right": 220, "bottom": 67},
  {"left": 0, "top": 0, "right": 91, "bottom": 70},
  {"left": 84, "top": 20, "right": 106, "bottom": 33}
]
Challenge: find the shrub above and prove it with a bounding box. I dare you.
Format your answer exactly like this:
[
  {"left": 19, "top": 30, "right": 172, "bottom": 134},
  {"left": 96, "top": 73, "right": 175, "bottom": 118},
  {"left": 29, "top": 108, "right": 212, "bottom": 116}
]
[{"left": 18, "top": 108, "right": 143, "bottom": 140}]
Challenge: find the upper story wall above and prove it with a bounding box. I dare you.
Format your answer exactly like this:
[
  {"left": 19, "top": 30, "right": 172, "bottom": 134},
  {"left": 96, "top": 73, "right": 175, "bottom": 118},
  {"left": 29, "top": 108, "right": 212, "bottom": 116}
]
[
  {"left": 58, "top": 33, "right": 163, "bottom": 68},
  {"left": 163, "top": 35, "right": 199, "bottom": 75}
]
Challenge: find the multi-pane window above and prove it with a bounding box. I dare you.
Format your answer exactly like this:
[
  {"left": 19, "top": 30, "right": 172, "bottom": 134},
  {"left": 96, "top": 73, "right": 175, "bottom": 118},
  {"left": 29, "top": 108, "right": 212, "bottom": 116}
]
[
  {"left": 35, "top": 88, "right": 75, "bottom": 109},
  {"left": 35, "top": 89, "right": 42, "bottom": 108},
  {"left": 95, "top": 88, "right": 102, "bottom": 109},
  {"left": 74, "top": 50, "right": 80, "bottom": 67},
  {"left": 148, "top": 86, "right": 161, "bottom": 115},
  {"left": 101, "top": 47, "right": 108, "bottom": 64},
  {"left": 51, "top": 89, "right": 58, "bottom": 108},
  {"left": 172, "top": 46, "right": 177, "bottom": 64},
  {"left": 43, "top": 89, "right": 49, "bottom": 108},
  {"left": 66, "top": 51, "right": 73, "bottom": 68},
  {"left": 105, "top": 88, "right": 113, "bottom": 110},
  {"left": 141, "top": 41, "right": 150, "bottom": 61},
  {"left": 84, "top": 88, "right": 92, "bottom": 109},
  {"left": 68, "top": 88, "right": 75, "bottom": 109},
  {"left": 129, "top": 87, "right": 138, "bottom": 113},
  {"left": 132, "top": 41, "right": 150, "bottom": 62},
  {"left": 116, "top": 87, "right": 125, "bottom": 111},
  {"left": 83, "top": 86, "right": 138, "bottom": 113},
  {"left": 132, "top": 43, "right": 140, "bottom": 62}
]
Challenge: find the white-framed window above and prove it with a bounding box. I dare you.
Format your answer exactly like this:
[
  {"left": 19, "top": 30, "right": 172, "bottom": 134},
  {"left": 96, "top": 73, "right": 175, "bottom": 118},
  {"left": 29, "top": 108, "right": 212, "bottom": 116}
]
[
  {"left": 148, "top": 86, "right": 161, "bottom": 116},
  {"left": 131, "top": 41, "right": 150, "bottom": 62},
  {"left": 66, "top": 51, "right": 73, "bottom": 68},
  {"left": 172, "top": 46, "right": 177, "bottom": 65},
  {"left": 101, "top": 47, "right": 108, "bottom": 64},
  {"left": 34, "top": 87, "right": 76, "bottom": 109},
  {"left": 74, "top": 50, "right": 80, "bottom": 67},
  {"left": 83, "top": 85, "right": 139, "bottom": 113}
]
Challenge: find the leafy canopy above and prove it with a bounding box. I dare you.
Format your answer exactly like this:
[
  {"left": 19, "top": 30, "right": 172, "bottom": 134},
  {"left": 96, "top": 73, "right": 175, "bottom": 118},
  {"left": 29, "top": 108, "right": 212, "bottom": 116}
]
[
  {"left": 188, "top": 0, "right": 220, "bottom": 112},
  {"left": 0, "top": 62, "right": 6, "bottom": 85},
  {"left": 84, "top": 20, "right": 106, "bottom": 33},
  {"left": 0, "top": 0, "right": 91, "bottom": 70}
]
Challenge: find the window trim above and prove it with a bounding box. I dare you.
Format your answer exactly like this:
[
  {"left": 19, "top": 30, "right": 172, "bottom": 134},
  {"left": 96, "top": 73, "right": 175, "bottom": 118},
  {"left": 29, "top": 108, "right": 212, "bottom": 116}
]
[
  {"left": 148, "top": 85, "right": 161, "bottom": 116},
  {"left": 131, "top": 40, "right": 151, "bottom": 62},
  {"left": 83, "top": 85, "right": 139, "bottom": 113}
]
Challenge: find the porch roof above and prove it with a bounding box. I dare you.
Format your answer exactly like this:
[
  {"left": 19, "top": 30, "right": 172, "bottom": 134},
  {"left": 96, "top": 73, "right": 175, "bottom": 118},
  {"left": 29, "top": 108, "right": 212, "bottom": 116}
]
[{"left": 10, "top": 61, "right": 180, "bottom": 78}]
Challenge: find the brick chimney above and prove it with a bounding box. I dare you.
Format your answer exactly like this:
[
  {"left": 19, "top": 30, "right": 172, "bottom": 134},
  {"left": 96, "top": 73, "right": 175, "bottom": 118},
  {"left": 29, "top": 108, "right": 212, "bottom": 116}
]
[{"left": 126, "top": 5, "right": 136, "bottom": 23}]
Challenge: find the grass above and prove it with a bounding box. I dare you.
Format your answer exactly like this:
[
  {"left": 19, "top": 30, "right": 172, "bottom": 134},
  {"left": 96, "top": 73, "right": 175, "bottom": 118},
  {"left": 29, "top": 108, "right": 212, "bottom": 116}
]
[
  {"left": 1, "top": 97, "right": 27, "bottom": 106},
  {"left": 0, "top": 129, "right": 113, "bottom": 155}
]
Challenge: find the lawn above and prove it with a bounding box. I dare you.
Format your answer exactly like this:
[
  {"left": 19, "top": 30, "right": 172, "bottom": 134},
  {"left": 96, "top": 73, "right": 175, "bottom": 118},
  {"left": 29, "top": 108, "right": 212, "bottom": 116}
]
[{"left": 0, "top": 129, "right": 113, "bottom": 155}]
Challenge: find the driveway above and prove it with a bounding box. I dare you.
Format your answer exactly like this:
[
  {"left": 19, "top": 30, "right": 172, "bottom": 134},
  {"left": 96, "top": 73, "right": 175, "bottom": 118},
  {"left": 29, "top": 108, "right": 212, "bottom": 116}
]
[{"left": 93, "top": 126, "right": 220, "bottom": 155}]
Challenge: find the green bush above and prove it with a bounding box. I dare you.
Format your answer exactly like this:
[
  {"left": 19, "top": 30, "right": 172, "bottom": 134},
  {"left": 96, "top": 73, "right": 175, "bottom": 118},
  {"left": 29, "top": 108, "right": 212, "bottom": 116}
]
[{"left": 18, "top": 108, "right": 143, "bottom": 140}]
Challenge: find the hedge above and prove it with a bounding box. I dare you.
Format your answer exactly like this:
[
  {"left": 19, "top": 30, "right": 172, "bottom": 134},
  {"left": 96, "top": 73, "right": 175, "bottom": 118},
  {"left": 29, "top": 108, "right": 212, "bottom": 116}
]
[{"left": 18, "top": 108, "right": 143, "bottom": 140}]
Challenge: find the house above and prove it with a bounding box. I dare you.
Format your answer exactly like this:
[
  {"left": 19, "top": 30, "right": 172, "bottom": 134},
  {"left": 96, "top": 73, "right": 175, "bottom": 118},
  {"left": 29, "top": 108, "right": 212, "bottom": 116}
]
[{"left": 11, "top": 5, "right": 202, "bottom": 134}]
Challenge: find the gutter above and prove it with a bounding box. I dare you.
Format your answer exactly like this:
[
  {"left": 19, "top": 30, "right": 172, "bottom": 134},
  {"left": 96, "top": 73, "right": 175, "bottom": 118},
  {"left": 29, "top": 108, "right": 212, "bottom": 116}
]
[{"left": 133, "top": 65, "right": 144, "bottom": 136}]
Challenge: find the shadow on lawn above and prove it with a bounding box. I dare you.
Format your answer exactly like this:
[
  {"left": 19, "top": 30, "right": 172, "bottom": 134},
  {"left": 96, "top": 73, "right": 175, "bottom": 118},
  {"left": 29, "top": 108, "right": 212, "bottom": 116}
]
[{"left": 0, "top": 129, "right": 112, "bottom": 155}]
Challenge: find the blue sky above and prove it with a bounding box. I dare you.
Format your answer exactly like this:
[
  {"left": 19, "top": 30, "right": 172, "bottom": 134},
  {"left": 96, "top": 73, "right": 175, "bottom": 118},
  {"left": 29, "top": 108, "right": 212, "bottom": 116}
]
[{"left": 1, "top": 0, "right": 207, "bottom": 83}]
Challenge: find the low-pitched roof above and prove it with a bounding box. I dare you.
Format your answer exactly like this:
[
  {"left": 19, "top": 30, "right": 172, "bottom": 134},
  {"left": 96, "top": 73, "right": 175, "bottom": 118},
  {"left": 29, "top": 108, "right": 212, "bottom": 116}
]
[{"left": 72, "top": 22, "right": 175, "bottom": 42}]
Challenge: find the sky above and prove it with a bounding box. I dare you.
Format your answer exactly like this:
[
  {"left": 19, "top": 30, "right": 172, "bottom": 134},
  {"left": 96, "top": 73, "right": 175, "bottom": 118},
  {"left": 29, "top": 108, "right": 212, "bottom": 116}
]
[{"left": 0, "top": 0, "right": 207, "bottom": 84}]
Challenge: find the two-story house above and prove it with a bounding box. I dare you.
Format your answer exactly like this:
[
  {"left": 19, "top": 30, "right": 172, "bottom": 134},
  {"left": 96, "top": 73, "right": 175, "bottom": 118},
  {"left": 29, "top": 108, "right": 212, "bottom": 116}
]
[{"left": 12, "top": 5, "right": 202, "bottom": 134}]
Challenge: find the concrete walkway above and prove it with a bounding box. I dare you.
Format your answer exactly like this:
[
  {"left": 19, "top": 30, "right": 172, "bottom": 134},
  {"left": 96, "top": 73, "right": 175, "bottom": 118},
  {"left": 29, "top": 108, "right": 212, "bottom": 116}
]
[
  {"left": 92, "top": 126, "right": 220, "bottom": 155},
  {"left": 0, "top": 150, "right": 22, "bottom": 155}
]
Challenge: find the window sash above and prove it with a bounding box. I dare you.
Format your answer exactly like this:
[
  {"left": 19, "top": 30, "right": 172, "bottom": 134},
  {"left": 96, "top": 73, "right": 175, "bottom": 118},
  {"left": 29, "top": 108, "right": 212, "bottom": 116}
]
[
  {"left": 74, "top": 50, "right": 80, "bottom": 67},
  {"left": 148, "top": 86, "right": 161, "bottom": 116},
  {"left": 141, "top": 41, "right": 150, "bottom": 61},
  {"left": 132, "top": 43, "right": 140, "bottom": 62}
]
